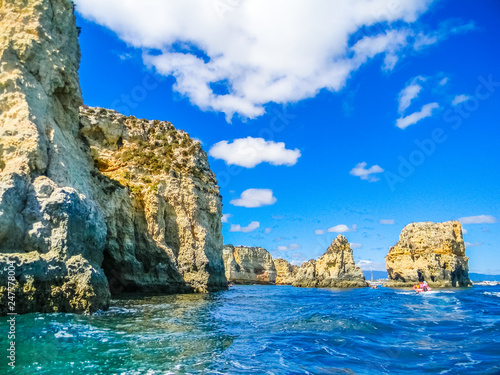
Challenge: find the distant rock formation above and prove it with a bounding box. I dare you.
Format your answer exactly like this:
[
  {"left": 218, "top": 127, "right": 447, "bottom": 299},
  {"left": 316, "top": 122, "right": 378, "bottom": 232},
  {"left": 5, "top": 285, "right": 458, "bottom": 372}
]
[
  {"left": 273, "top": 258, "right": 299, "bottom": 285},
  {"left": 223, "top": 245, "right": 277, "bottom": 284},
  {"left": 0, "top": 0, "right": 226, "bottom": 315},
  {"left": 293, "top": 235, "right": 368, "bottom": 288},
  {"left": 385, "top": 221, "right": 471, "bottom": 288}
]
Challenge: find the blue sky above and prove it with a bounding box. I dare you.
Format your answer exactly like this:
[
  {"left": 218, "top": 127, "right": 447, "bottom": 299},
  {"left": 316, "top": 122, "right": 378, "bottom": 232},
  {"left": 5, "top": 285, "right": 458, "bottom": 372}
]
[{"left": 74, "top": 0, "right": 499, "bottom": 273}]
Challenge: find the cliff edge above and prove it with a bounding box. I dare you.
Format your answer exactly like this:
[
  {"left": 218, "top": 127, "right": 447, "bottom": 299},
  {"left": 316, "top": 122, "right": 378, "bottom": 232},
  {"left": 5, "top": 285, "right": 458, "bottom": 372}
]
[{"left": 0, "top": 0, "right": 225, "bottom": 315}]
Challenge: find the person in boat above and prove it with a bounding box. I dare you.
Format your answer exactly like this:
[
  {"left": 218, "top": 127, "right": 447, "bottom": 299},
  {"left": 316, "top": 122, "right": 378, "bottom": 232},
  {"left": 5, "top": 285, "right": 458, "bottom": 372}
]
[{"left": 422, "top": 280, "right": 429, "bottom": 291}]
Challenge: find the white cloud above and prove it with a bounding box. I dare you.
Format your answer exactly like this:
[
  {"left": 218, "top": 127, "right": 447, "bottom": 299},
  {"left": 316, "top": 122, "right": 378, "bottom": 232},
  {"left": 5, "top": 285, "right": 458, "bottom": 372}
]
[
  {"left": 439, "top": 77, "right": 448, "bottom": 86},
  {"left": 209, "top": 137, "right": 300, "bottom": 168},
  {"left": 413, "top": 20, "right": 475, "bottom": 50},
  {"left": 264, "top": 227, "right": 272, "bottom": 234},
  {"left": 315, "top": 229, "right": 325, "bottom": 235},
  {"left": 229, "top": 221, "right": 260, "bottom": 233},
  {"left": 462, "top": 228, "right": 468, "bottom": 234},
  {"left": 465, "top": 242, "right": 482, "bottom": 247},
  {"left": 350, "top": 162, "right": 384, "bottom": 182},
  {"left": 452, "top": 94, "right": 470, "bottom": 106},
  {"left": 221, "top": 213, "right": 232, "bottom": 223},
  {"left": 351, "top": 243, "right": 362, "bottom": 249},
  {"left": 357, "top": 260, "right": 387, "bottom": 271},
  {"left": 458, "top": 215, "right": 497, "bottom": 224},
  {"left": 277, "top": 244, "right": 301, "bottom": 251},
  {"left": 328, "top": 224, "right": 357, "bottom": 233},
  {"left": 379, "top": 219, "right": 395, "bottom": 225},
  {"left": 398, "top": 76, "right": 425, "bottom": 114},
  {"left": 396, "top": 102, "right": 439, "bottom": 129},
  {"left": 75, "top": 0, "right": 438, "bottom": 120},
  {"left": 230, "top": 189, "right": 277, "bottom": 208}
]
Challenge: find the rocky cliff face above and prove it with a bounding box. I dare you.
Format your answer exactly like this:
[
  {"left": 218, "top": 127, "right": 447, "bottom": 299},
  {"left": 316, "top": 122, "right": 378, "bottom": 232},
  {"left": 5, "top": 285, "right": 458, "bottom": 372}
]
[
  {"left": 273, "top": 258, "right": 298, "bottom": 285},
  {"left": 0, "top": 0, "right": 225, "bottom": 315},
  {"left": 223, "top": 245, "right": 277, "bottom": 284},
  {"left": 385, "top": 221, "right": 471, "bottom": 288},
  {"left": 293, "top": 235, "right": 367, "bottom": 288}
]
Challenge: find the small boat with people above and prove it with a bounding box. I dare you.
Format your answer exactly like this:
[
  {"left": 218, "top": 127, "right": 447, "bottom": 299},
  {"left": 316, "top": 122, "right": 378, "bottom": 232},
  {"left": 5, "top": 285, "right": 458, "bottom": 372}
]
[{"left": 413, "top": 280, "right": 432, "bottom": 293}]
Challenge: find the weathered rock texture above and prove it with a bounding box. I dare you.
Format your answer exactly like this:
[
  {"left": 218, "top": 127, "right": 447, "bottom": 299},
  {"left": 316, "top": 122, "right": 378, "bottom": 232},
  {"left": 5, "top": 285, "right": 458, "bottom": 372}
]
[
  {"left": 273, "top": 258, "right": 298, "bottom": 285},
  {"left": 0, "top": 0, "right": 225, "bottom": 315},
  {"left": 385, "top": 221, "right": 471, "bottom": 288},
  {"left": 223, "top": 245, "right": 277, "bottom": 284},
  {"left": 293, "top": 235, "right": 368, "bottom": 288}
]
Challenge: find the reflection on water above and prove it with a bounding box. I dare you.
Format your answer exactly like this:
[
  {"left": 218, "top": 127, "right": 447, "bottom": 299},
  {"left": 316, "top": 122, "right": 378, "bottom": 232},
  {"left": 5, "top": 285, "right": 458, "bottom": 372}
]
[{"left": 1, "top": 286, "right": 500, "bottom": 374}]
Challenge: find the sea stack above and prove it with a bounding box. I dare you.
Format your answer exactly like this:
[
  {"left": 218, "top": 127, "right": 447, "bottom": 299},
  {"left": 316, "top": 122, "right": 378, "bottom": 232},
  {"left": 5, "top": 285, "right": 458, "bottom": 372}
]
[
  {"left": 293, "top": 235, "right": 368, "bottom": 288},
  {"left": 385, "top": 221, "right": 471, "bottom": 288},
  {"left": 223, "top": 245, "right": 277, "bottom": 284},
  {"left": 273, "top": 258, "right": 299, "bottom": 285},
  {"left": 0, "top": 0, "right": 226, "bottom": 315}
]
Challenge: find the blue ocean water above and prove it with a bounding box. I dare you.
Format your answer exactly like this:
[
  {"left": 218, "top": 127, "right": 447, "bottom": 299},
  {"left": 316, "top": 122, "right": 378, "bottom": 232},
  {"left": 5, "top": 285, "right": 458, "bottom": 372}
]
[{"left": 2, "top": 285, "right": 500, "bottom": 374}]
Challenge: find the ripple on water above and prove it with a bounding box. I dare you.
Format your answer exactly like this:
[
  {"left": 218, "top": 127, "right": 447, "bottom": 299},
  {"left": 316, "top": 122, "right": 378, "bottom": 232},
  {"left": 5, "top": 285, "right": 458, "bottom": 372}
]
[{"left": 3, "top": 285, "right": 500, "bottom": 374}]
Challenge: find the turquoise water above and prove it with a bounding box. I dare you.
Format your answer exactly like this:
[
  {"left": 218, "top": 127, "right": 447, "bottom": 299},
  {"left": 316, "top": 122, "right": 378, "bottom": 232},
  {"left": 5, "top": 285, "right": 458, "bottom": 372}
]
[{"left": 2, "top": 285, "right": 500, "bottom": 374}]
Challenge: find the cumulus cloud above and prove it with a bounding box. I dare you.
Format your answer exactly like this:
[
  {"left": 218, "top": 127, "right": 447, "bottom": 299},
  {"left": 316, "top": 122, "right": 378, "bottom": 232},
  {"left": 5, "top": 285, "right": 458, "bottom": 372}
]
[
  {"left": 396, "top": 102, "right": 439, "bottom": 129},
  {"left": 357, "top": 260, "right": 387, "bottom": 271},
  {"left": 277, "top": 244, "right": 301, "bottom": 251},
  {"left": 462, "top": 228, "right": 468, "bottom": 234},
  {"left": 398, "top": 76, "right": 425, "bottom": 114},
  {"left": 465, "top": 242, "right": 482, "bottom": 247},
  {"left": 351, "top": 243, "right": 362, "bottom": 249},
  {"left": 350, "top": 162, "right": 384, "bottom": 182},
  {"left": 328, "top": 224, "right": 357, "bottom": 233},
  {"left": 452, "top": 94, "right": 470, "bottom": 106},
  {"left": 75, "top": 0, "right": 441, "bottom": 120},
  {"left": 265, "top": 227, "right": 273, "bottom": 234},
  {"left": 229, "top": 221, "right": 260, "bottom": 233},
  {"left": 230, "top": 189, "right": 277, "bottom": 208},
  {"left": 315, "top": 229, "right": 325, "bottom": 235},
  {"left": 379, "top": 219, "right": 395, "bottom": 225},
  {"left": 221, "top": 213, "right": 232, "bottom": 223},
  {"left": 458, "top": 215, "right": 497, "bottom": 224},
  {"left": 209, "top": 137, "right": 301, "bottom": 168}
]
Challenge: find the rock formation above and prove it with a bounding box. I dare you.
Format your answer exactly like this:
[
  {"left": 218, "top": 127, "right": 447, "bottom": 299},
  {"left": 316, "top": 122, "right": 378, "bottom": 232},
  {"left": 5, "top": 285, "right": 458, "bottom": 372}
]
[
  {"left": 273, "top": 258, "right": 298, "bottom": 285},
  {"left": 223, "top": 245, "right": 277, "bottom": 284},
  {"left": 293, "top": 235, "right": 368, "bottom": 288},
  {"left": 385, "top": 221, "right": 471, "bottom": 288},
  {"left": 0, "top": 0, "right": 226, "bottom": 315}
]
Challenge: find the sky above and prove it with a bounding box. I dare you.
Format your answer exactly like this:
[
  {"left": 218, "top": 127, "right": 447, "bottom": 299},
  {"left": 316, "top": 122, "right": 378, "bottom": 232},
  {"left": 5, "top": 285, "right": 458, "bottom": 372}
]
[{"left": 74, "top": 0, "right": 500, "bottom": 274}]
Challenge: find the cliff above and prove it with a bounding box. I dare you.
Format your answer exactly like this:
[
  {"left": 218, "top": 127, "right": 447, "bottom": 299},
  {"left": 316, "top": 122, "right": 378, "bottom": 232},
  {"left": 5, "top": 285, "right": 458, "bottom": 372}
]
[
  {"left": 273, "top": 258, "right": 298, "bottom": 285},
  {"left": 293, "top": 235, "right": 368, "bottom": 288},
  {"left": 0, "top": 0, "right": 226, "bottom": 315},
  {"left": 223, "top": 245, "right": 277, "bottom": 284},
  {"left": 385, "top": 221, "right": 471, "bottom": 288}
]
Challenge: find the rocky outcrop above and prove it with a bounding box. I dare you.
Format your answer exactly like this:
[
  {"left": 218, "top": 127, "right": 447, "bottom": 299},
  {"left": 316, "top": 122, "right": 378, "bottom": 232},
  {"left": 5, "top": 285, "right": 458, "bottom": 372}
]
[
  {"left": 0, "top": 0, "right": 225, "bottom": 315},
  {"left": 273, "top": 258, "right": 298, "bottom": 285},
  {"left": 385, "top": 221, "right": 471, "bottom": 288},
  {"left": 293, "top": 235, "right": 368, "bottom": 288},
  {"left": 223, "top": 245, "right": 276, "bottom": 284},
  {"left": 79, "top": 108, "right": 226, "bottom": 294}
]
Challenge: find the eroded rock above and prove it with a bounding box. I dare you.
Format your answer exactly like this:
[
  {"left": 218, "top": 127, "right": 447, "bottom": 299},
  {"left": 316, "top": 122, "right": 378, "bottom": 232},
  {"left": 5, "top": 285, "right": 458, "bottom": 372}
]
[
  {"left": 385, "top": 221, "right": 471, "bottom": 288},
  {"left": 223, "top": 245, "right": 276, "bottom": 284},
  {"left": 293, "top": 235, "right": 367, "bottom": 288}
]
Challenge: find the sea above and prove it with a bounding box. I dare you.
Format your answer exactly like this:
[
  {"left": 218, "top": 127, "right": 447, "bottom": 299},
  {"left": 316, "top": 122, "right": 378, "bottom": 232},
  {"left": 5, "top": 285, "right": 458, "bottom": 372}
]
[{"left": 2, "top": 285, "right": 500, "bottom": 374}]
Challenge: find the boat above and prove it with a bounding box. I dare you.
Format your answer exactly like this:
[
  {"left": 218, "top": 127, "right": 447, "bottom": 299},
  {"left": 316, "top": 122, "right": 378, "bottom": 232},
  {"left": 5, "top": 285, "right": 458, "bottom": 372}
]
[{"left": 413, "top": 284, "right": 432, "bottom": 293}]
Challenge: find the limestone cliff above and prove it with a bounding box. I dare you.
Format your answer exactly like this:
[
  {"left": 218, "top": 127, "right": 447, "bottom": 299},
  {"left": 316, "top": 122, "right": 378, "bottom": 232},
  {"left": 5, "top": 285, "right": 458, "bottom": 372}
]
[
  {"left": 385, "top": 221, "right": 471, "bottom": 288},
  {"left": 223, "top": 245, "right": 277, "bottom": 284},
  {"left": 0, "top": 0, "right": 226, "bottom": 315},
  {"left": 273, "top": 258, "right": 298, "bottom": 285},
  {"left": 293, "top": 235, "right": 368, "bottom": 288}
]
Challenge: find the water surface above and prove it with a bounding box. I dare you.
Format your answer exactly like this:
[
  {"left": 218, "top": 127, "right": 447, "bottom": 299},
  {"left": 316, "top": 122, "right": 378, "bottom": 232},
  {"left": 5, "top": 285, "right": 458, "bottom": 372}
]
[{"left": 2, "top": 285, "right": 500, "bottom": 374}]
